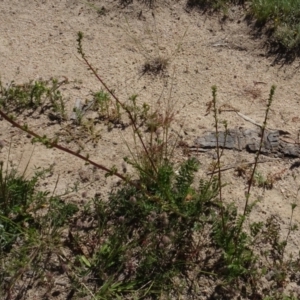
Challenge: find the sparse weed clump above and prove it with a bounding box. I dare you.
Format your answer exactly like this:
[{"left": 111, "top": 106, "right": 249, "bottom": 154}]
[
  {"left": 0, "top": 31, "right": 299, "bottom": 299},
  {"left": 250, "top": 0, "right": 300, "bottom": 51},
  {"left": 187, "top": 0, "right": 300, "bottom": 53},
  {"left": 0, "top": 162, "right": 79, "bottom": 299},
  {"left": 0, "top": 160, "right": 38, "bottom": 251},
  {"left": 0, "top": 78, "right": 67, "bottom": 120},
  {"left": 79, "top": 159, "right": 220, "bottom": 298}
]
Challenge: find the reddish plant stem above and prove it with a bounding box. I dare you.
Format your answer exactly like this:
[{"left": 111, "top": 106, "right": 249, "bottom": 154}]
[
  {"left": 79, "top": 55, "right": 157, "bottom": 175},
  {"left": 0, "top": 110, "right": 134, "bottom": 185}
]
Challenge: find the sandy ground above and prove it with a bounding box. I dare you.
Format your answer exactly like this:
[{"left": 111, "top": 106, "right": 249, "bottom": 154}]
[{"left": 1, "top": 0, "right": 300, "bottom": 298}]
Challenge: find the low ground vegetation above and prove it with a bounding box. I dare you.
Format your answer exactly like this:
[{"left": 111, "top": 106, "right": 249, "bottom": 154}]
[
  {"left": 90, "top": 0, "right": 300, "bottom": 56},
  {"left": 142, "top": 0, "right": 300, "bottom": 54}
]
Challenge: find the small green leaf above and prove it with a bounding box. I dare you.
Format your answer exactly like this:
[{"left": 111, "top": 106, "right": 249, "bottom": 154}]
[{"left": 80, "top": 255, "right": 91, "bottom": 268}]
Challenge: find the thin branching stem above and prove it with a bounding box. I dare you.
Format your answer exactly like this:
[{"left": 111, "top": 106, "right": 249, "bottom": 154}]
[
  {"left": 243, "top": 85, "right": 276, "bottom": 216},
  {"left": 77, "top": 32, "right": 157, "bottom": 175},
  {"left": 212, "top": 86, "right": 226, "bottom": 234}
]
